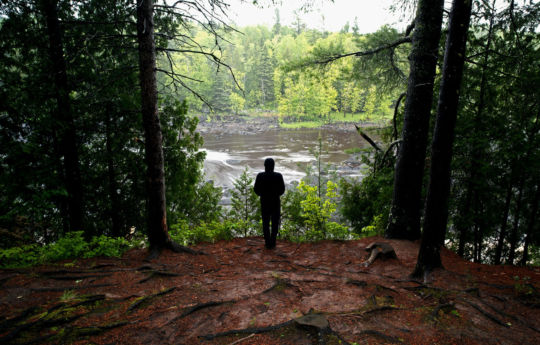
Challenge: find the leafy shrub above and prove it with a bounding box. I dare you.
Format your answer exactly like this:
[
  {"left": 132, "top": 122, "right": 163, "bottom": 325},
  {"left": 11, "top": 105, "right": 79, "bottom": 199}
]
[
  {"left": 228, "top": 167, "right": 260, "bottom": 236},
  {"left": 169, "top": 220, "right": 237, "bottom": 246},
  {"left": 339, "top": 165, "right": 393, "bottom": 235},
  {"left": 0, "top": 244, "right": 43, "bottom": 268},
  {"left": 43, "top": 231, "right": 89, "bottom": 262},
  {"left": 0, "top": 231, "right": 137, "bottom": 268},
  {"left": 86, "top": 235, "right": 132, "bottom": 258},
  {"left": 281, "top": 180, "right": 354, "bottom": 242}
]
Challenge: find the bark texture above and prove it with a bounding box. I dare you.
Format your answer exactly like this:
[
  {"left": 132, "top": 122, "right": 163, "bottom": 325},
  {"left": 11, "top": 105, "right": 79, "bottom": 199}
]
[
  {"left": 42, "top": 0, "right": 84, "bottom": 233},
  {"left": 412, "top": 0, "right": 473, "bottom": 278},
  {"left": 136, "top": 0, "right": 169, "bottom": 251},
  {"left": 386, "top": 0, "right": 444, "bottom": 240}
]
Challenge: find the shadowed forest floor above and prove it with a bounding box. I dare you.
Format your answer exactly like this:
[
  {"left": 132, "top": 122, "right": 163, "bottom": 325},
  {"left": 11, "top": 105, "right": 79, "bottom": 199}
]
[{"left": 1, "top": 236, "right": 539, "bottom": 345}]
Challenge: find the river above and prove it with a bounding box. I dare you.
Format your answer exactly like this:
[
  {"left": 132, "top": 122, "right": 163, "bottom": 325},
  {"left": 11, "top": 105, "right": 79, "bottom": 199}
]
[{"left": 200, "top": 126, "right": 377, "bottom": 191}]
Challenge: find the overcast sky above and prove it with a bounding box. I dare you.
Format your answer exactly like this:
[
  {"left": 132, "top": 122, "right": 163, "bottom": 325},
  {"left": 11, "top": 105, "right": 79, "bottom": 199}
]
[{"left": 225, "top": 0, "right": 412, "bottom": 33}]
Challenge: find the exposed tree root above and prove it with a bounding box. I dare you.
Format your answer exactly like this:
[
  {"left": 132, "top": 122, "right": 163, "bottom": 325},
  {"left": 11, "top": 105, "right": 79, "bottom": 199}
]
[
  {"left": 482, "top": 300, "right": 540, "bottom": 333},
  {"left": 31, "top": 284, "right": 113, "bottom": 292},
  {"left": 263, "top": 277, "right": 294, "bottom": 293},
  {"left": 226, "top": 332, "right": 255, "bottom": 345},
  {"left": 346, "top": 279, "right": 367, "bottom": 287},
  {"left": 71, "top": 294, "right": 106, "bottom": 308},
  {"left": 364, "top": 306, "right": 401, "bottom": 314},
  {"left": 200, "top": 320, "right": 295, "bottom": 340},
  {"left": 375, "top": 284, "right": 399, "bottom": 293},
  {"left": 0, "top": 298, "right": 94, "bottom": 344},
  {"left": 462, "top": 300, "right": 510, "bottom": 327},
  {"left": 359, "top": 329, "right": 402, "bottom": 343},
  {"left": 0, "top": 306, "right": 39, "bottom": 332},
  {"left": 138, "top": 270, "right": 180, "bottom": 284},
  {"left": 44, "top": 274, "right": 112, "bottom": 280},
  {"left": 147, "top": 239, "right": 206, "bottom": 260},
  {"left": 180, "top": 300, "right": 233, "bottom": 318},
  {"left": 127, "top": 287, "right": 176, "bottom": 312},
  {"left": 428, "top": 303, "right": 455, "bottom": 320},
  {"left": 0, "top": 275, "right": 15, "bottom": 287}
]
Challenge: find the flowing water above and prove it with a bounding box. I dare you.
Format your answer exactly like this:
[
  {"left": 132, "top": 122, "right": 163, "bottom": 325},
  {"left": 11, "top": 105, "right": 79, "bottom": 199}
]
[{"left": 201, "top": 127, "right": 377, "bottom": 189}]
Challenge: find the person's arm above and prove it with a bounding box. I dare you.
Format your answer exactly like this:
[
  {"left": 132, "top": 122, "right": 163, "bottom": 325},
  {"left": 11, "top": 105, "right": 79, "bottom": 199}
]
[
  {"left": 278, "top": 173, "right": 285, "bottom": 196},
  {"left": 254, "top": 173, "right": 261, "bottom": 196}
]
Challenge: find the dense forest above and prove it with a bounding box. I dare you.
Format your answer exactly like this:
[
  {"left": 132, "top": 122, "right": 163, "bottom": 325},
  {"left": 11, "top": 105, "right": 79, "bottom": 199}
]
[
  {"left": 0, "top": 0, "right": 539, "bottom": 273},
  {"left": 159, "top": 19, "right": 404, "bottom": 122}
]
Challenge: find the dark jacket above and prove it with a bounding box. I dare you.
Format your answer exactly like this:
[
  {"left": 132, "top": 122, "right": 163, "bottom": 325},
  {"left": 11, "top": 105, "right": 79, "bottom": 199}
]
[{"left": 254, "top": 160, "right": 285, "bottom": 206}]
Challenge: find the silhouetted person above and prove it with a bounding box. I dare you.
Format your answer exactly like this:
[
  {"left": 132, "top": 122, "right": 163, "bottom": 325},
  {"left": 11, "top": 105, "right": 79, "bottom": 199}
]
[{"left": 254, "top": 158, "right": 285, "bottom": 249}]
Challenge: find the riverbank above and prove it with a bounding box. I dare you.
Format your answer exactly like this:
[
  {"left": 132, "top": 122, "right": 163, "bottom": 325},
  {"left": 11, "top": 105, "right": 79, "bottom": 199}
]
[
  {"left": 195, "top": 113, "right": 388, "bottom": 136},
  {"left": 197, "top": 115, "right": 381, "bottom": 206}
]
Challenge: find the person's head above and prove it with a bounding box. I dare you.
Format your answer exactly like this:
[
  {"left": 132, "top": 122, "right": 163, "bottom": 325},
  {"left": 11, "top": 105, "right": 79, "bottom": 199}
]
[{"left": 264, "top": 157, "right": 275, "bottom": 172}]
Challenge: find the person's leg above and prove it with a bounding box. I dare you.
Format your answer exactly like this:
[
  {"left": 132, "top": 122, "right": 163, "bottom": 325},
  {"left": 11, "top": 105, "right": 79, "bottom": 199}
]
[
  {"left": 261, "top": 206, "right": 271, "bottom": 248},
  {"left": 270, "top": 205, "right": 280, "bottom": 248}
]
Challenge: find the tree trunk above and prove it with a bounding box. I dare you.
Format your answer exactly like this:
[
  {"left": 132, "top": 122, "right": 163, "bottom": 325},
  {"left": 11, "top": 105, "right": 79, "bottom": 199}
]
[
  {"left": 457, "top": 0, "right": 496, "bottom": 257},
  {"left": 412, "top": 0, "right": 472, "bottom": 278},
  {"left": 136, "top": 0, "right": 170, "bottom": 254},
  {"left": 105, "top": 113, "right": 121, "bottom": 237},
  {"left": 385, "top": 0, "right": 444, "bottom": 241},
  {"left": 136, "top": 0, "right": 199, "bottom": 257},
  {"left": 494, "top": 179, "right": 514, "bottom": 265},
  {"left": 41, "top": 0, "right": 84, "bottom": 234},
  {"left": 520, "top": 184, "right": 540, "bottom": 266},
  {"left": 507, "top": 176, "right": 525, "bottom": 265}
]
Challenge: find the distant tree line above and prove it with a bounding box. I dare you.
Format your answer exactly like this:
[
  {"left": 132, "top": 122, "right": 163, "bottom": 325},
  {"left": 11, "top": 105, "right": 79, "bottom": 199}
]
[{"left": 160, "top": 20, "right": 407, "bottom": 121}]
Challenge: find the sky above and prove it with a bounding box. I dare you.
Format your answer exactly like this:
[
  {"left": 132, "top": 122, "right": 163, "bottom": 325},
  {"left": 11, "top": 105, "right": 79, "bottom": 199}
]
[{"left": 225, "top": 0, "right": 412, "bottom": 34}]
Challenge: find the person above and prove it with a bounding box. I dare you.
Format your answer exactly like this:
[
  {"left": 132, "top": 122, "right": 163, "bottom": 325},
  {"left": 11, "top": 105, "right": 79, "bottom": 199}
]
[{"left": 254, "top": 158, "right": 285, "bottom": 249}]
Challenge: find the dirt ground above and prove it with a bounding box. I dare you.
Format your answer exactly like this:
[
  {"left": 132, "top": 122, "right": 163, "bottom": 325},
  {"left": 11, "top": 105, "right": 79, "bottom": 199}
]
[{"left": 1, "top": 236, "right": 539, "bottom": 345}]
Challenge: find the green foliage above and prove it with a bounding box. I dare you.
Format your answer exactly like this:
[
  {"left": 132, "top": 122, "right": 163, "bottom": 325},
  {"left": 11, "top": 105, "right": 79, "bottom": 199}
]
[
  {"left": 43, "top": 232, "right": 90, "bottom": 262},
  {"left": 161, "top": 98, "right": 222, "bottom": 226},
  {"left": 281, "top": 180, "right": 352, "bottom": 242},
  {"left": 162, "top": 24, "right": 403, "bottom": 122},
  {"left": 513, "top": 275, "right": 534, "bottom": 296},
  {"left": 229, "top": 167, "right": 260, "bottom": 236},
  {"left": 0, "top": 244, "right": 43, "bottom": 268},
  {"left": 86, "top": 235, "right": 132, "bottom": 258},
  {"left": 0, "top": 231, "right": 136, "bottom": 268},
  {"left": 169, "top": 219, "right": 236, "bottom": 246},
  {"left": 339, "top": 166, "right": 394, "bottom": 235}
]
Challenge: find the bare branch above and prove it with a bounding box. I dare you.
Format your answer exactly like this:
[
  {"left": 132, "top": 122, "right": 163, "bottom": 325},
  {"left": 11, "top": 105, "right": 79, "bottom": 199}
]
[
  {"left": 302, "top": 36, "right": 412, "bottom": 67},
  {"left": 393, "top": 92, "right": 406, "bottom": 141}
]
